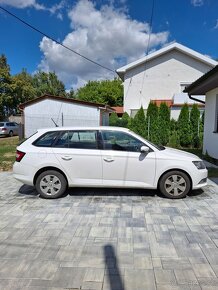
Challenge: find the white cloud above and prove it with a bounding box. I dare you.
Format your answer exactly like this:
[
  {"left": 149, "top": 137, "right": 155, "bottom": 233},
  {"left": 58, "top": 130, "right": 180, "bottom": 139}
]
[
  {"left": 191, "top": 0, "right": 204, "bottom": 7},
  {"left": 0, "top": 0, "right": 45, "bottom": 10},
  {"left": 39, "top": 0, "right": 169, "bottom": 89},
  {"left": 0, "top": 0, "right": 65, "bottom": 18},
  {"left": 214, "top": 19, "right": 218, "bottom": 29}
]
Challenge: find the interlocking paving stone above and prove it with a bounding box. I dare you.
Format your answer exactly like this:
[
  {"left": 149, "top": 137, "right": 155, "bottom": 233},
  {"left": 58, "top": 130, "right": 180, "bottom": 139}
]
[{"left": 1, "top": 172, "right": 218, "bottom": 289}]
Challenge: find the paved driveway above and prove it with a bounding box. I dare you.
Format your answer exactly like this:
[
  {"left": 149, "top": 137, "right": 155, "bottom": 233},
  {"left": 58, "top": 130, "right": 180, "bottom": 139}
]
[{"left": 0, "top": 172, "right": 218, "bottom": 290}]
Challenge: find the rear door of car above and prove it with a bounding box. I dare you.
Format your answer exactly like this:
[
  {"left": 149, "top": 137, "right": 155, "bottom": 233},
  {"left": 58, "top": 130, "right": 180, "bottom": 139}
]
[
  {"left": 52, "top": 130, "right": 103, "bottom": 186},
  {"left": 100, "top": 130, "right": 156, "bottom": 187}
]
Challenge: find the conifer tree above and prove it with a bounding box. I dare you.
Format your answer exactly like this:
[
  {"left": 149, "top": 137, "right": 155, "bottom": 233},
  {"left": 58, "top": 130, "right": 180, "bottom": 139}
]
[
  {"left": 190, "top": 104, "right": 200, "bottom": 148},
  {"left": 129, "top": 106, "right": 147, "bottom": 137},
  {"left": 158, "top": 102, "right": 170, "bottom": 145},
  {"left": 177, "top": 103, "right": 192, "bottom": 147},
  {"left": 120, "top": 112, "right": 130, "bottom": 128},
  {"left": 146, "top": 102, "right": 159, "bottom": 144},
  {"left": 109, "top": 112, "right": 119, "bottom": 126}
]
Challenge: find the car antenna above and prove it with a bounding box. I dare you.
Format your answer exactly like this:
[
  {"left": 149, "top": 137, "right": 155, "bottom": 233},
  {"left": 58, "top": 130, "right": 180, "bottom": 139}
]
[{"left": 51, "top": 118, "right": 59, "bottom": 127}]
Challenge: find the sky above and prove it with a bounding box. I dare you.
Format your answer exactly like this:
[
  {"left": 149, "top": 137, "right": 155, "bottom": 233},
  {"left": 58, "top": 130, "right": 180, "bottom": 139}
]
[{"left": 0, "top": 0, "right": 218, "bottom": 90}]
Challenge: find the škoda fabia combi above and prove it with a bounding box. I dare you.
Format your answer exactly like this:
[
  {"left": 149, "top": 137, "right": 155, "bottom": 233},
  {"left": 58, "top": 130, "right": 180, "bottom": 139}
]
[{"left": 13, "top": 127, "right": 207, "bottom": 199}]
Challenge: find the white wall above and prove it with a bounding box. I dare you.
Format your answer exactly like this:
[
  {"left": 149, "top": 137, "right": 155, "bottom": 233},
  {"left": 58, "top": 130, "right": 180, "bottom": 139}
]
[
  {"left": 123, "top": 50, "right": 212, "bottom": 115},
  {"left": 203, "top": 88, "right": 218, "bottom": 159},
  {"left": 171, "top": 106, "right": 204, "bottom": 121},
  {"left": 24, "top": 99, "right": 101, "bottom": 137}
]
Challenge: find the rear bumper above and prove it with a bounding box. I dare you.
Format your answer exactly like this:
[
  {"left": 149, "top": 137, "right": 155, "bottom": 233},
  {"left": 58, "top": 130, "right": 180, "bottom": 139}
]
[
  {"left": 13, "top": 162, "right": 34, "bottom": 186},
  {"left": 0, "top": 131, "right": 8, "bottom": 136}
]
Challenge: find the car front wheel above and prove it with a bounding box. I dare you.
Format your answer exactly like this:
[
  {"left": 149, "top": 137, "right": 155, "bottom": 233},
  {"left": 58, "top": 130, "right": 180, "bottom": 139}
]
[
  {"left": 35, "top": 170, "right": 67, "bottom": 199},
  {"left": 159, "top": 170, "right": 191, "bottom": 199}
]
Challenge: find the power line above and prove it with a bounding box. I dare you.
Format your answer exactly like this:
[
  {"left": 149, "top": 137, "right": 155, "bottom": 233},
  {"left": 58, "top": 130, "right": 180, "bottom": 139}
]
[
  {"left": 140, "top": 0, "right": 155, "bottom": 98},
  {"left": 0, "top": 6, "right": 115, "bottom": 74}
]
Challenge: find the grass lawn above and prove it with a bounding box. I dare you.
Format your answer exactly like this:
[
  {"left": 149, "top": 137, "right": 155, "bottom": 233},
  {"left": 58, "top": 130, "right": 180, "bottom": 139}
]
[{"left": 0, "top": 136, "right": 19, "bottom": 171}]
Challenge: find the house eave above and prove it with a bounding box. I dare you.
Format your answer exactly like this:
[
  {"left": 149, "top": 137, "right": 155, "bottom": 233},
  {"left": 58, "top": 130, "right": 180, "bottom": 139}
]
[{"left": 116, "top": 42, "right": 217, "bottom": 78}]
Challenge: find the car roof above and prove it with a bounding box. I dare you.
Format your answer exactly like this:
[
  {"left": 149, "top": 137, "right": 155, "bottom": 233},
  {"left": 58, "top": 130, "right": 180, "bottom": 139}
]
[{"left": 37, "top": 126, "right": 131, "bottom": 133}]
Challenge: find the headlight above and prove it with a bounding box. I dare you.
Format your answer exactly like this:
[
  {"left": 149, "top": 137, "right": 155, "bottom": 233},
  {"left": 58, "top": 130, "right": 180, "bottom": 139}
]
[{"left": 192, "top": 161, "right": 206, "bottom": 170}]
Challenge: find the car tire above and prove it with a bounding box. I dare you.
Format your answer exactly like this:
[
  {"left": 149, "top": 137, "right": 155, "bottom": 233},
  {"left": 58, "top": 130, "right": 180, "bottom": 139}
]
[
  {"left": 159, "top": 170, "right": 191, "bottom": 199},
  {"left": 9, "top": 130, "right": 13, "bottom": 137},
  {"left": 35, "top": 170, "right": 67, "bottom": 199}
]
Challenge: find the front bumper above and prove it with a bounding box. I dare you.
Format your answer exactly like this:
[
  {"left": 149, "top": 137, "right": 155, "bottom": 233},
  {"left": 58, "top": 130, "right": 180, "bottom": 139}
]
[{"left": 192, "top": 168, "right": 208, "bottom": 189}]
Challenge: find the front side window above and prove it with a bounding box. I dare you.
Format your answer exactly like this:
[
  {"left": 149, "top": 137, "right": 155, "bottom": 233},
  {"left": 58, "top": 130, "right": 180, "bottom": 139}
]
[
  {"left": 101, "top": 131, "right": 145, "bottom": 152},
  {"left": 54, "top": 130, "right": 98, "bottom": 149},
  {"left": 33, "top": 131, "right": 59, "bottom": 147}
]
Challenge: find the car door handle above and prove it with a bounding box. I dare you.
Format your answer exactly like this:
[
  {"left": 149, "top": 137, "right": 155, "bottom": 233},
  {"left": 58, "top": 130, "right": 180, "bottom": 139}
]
[
  {"left": 103, "top": 157, "right": 114, "bottom": 162},
  {"left": 61, "top": 156, "right": 72, "bottom": 161}
]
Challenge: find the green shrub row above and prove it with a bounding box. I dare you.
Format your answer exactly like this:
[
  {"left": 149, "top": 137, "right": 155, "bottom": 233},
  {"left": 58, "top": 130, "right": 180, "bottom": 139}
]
[{"left": 109, "top": 102, "right": 204, "bottom": 148}]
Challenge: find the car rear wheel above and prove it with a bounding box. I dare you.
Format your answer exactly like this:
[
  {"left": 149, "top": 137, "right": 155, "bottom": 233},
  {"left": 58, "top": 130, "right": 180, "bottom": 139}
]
[
  {"left": 36, "top": 170, "right": 67, "bottom": 199},
  {"left": 159, "top": 170, "right": 191, "bottom": 199},
  {"left": 9, "top": 130, "right": 13, "bottom": 137}
]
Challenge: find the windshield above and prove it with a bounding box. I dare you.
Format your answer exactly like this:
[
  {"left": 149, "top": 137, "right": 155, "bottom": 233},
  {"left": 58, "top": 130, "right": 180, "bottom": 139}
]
[
  {"left": 130, "top": 131, "right": 165, "bottom": 151},
  {"left": 0, "top": 123, "right": 4, "bottom": 127}
]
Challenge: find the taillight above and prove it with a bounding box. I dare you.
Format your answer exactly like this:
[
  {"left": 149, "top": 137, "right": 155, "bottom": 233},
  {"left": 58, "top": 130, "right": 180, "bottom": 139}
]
[
  {"left": 16, "top": 150, "right": 26, "bottom": 162},
  {"left": 1, "top": 128, "right": 7, "bottom": 131}
]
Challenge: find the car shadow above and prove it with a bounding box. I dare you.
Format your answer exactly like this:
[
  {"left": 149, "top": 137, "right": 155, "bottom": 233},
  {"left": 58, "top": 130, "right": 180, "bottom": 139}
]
[
  {"left": 66, "top": 187, "right": 158, "bottom": 198},
  {"left": 18, "top": 184, "right": 39, "bottom": 197},
  {"left": 18, "top": 184, "right": 205, "bottom": 199}
]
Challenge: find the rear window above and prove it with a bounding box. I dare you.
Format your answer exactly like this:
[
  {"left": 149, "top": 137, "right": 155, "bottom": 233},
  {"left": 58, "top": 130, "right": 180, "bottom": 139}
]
[
  {"left": 33, "top": 131, "right": 59, "bottom": 147},
  {"left": 53, "top": 130, "right": 98, "bottom": 149},
  {"left": 0, "top": 123, "right": 4, "bottom": 127}
]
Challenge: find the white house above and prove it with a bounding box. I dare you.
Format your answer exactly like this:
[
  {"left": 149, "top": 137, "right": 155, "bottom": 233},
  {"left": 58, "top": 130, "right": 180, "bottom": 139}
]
[
  {"left": 116, "top": 42, "right": 217, "bottom": 118},
  {"left": 185, "top": 66, "right": 218, "bottom": 160},
  {"left": 19, "top": 94, "right": 114, "bottom": 138}
]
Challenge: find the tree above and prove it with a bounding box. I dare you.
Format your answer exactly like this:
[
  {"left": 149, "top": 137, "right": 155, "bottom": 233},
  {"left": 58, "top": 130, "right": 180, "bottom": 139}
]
[
  {"left": 32, "top": 71, "right": 66, "bottom": 97},
  {"left": 190, "top": 104, "right": 201, "bottom": 148},
  {"left": 12, "top": 69, "right": 36, "bottom": 113},
  {"left": 0, "top": 54, "right": 13, "bottom": 117},
  {"left": 158, "top": 102, "right": 170, "bottom": 145},
  {"left": 75, "top": 78, "right": 123, "bottom": 106},
  {"left": 177, "top": 103, "right": 192, "bottom": 147},
  {"left": 120, "top": 112, "right": 130, "bottom": 128},
  {"left": 146, "top": 102, "right": 159, "bottom": 144},
  {"left": 66, "top": 88, "right": 75, "bottom": 99},
  {"left": 109, "top": 112, "right": 119, "bottom": 126},
  {"left": 129, "top": 106, "right": 147, "bottom": 137}
]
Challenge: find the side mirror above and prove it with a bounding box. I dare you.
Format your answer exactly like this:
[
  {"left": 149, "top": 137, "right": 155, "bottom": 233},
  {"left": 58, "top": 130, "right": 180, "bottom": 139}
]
[{"left": 140, "top": 145, "right": 150, "bottom": 153}]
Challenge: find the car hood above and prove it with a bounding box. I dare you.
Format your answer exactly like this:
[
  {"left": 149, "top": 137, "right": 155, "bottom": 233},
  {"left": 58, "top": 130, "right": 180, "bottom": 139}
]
[{"left": 157, "top": 147, "right": 201, "bottom": 161}]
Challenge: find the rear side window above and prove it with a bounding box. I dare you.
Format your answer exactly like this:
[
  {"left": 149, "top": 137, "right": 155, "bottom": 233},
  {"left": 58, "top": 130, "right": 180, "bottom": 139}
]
[
  {"left": 54, "top": 130, "right": 98, "bottom": 149},
  {"left": 33, "top": 131, "right": 59, "bottom": 147},
  {"left": 0, "top": 123, "right": 4, "bottom": 127}
]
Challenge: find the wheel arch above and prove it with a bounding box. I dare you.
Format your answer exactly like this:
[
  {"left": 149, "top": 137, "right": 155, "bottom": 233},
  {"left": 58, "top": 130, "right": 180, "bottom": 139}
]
[
  {"left": 157, "top": 168, "right": 193, "bottom": 190},
  {"left": 33, "top": 166, "right": 69, "bottom": 186}
]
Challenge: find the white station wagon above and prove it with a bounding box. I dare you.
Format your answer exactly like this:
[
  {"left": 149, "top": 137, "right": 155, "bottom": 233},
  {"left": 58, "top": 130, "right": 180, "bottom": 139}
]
[{"left": 13, "top": 127, "right": 207, "bottom": 199}]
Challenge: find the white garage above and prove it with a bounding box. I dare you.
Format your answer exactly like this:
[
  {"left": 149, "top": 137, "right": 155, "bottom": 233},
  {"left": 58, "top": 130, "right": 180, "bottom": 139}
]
[{"left": 19, "top": 94, "right": 114, "bottom": 138}]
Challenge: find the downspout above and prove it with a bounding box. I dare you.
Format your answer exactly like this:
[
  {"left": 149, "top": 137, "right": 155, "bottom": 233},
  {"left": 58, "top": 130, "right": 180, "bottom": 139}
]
[{"left": 188, "top": 94, "right": 205, "bottom": 104}]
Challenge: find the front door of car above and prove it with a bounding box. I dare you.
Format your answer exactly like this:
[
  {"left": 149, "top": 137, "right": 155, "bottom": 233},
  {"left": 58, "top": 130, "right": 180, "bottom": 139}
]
[
  {"left": 52, "top": 130, "right": 102, "bottom": 186},
  {"left": 100, "top": 130, "right": 156, "bottom": 187}
]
